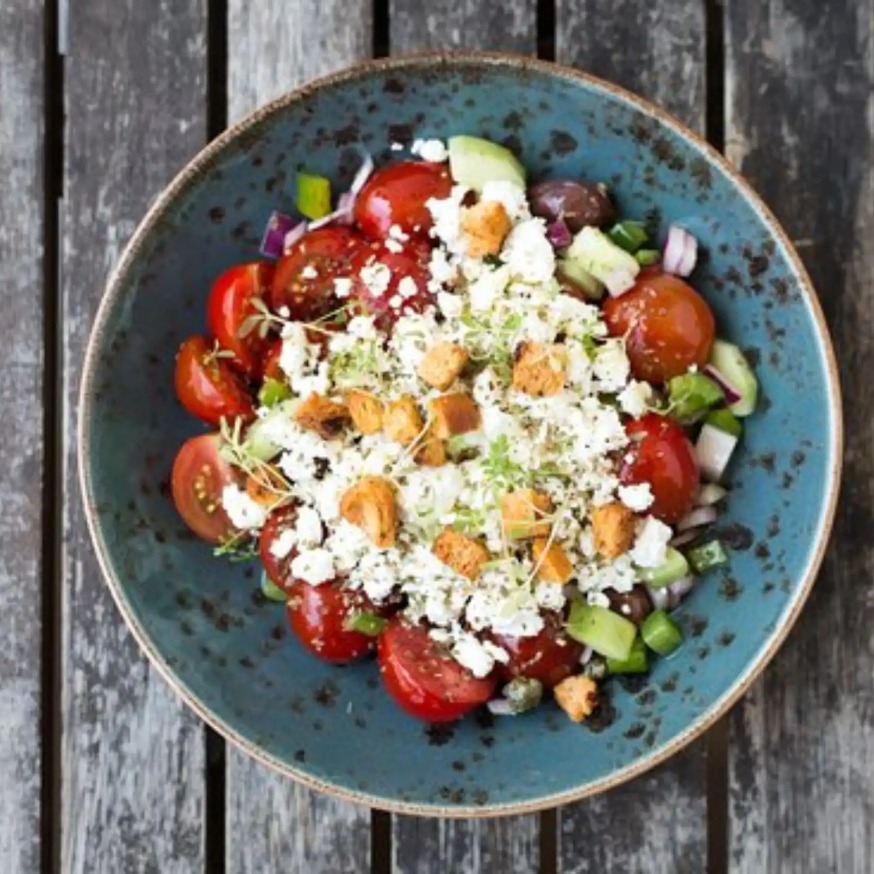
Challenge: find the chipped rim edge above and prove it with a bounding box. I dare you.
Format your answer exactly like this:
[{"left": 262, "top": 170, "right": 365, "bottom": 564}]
[{"left": 78, "top": 50, "right": 843, "bottom": 819}]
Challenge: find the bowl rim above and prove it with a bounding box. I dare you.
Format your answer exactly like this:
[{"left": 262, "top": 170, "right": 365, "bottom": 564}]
[{"left": 78, "top": 50, "right": 843, "bottom": 818}]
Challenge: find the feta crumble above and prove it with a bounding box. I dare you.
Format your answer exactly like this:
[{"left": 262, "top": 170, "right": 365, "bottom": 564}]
[
  {"left": 411, "top": 138, "right": 448, "bottom": 163},
  {"left": 221, "top": 484, "right": 268, "bottom": 530}
]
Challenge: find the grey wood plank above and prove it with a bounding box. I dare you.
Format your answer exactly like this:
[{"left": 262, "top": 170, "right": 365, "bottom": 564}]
[
  {"left": 0, "top": 2, "right": 44, "bottom": 871},
  {"left": 725, "top": 1, "right": 874, "bottom": 871},
  {"left": 224, "top": 4, "right": 374, "bottom": 873},
  {"left": 62, "top": 3, "right": 208, "bottom": 872},
  {"left": 388, "top": 5, "right": 541, "bottom": 872},
  {"left": 555, "top": 3, "right": 709, "bottom": 872}
]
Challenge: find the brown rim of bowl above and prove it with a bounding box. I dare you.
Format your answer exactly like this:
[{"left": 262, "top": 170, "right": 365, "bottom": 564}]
[{"left": 78, "top": 50, "right": 843, "bottom": 818}]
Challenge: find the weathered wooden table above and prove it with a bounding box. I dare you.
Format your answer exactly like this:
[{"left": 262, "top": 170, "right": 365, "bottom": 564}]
[{"left": 2, "top": 1, "right": 871, "bottom": 871}]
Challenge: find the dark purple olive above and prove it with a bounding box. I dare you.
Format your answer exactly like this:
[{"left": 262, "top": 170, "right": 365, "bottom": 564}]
[
  {"left": 528, "top": 180, "right": 615, "bottom": 231},
  {"left": 605, "top": 586, "right": 653, "bottom": 626}
]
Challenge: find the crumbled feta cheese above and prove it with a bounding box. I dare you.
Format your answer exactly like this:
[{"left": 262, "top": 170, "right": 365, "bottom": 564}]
[
  {"left": 480, "top": 180, "right": 529, "bottom": 221},
  {"left": 468, "top": 264, "right": 510, "bottom": 312},
  {"left": 629, "top": 516, "right": 673, "bottom": 568},
  {"left": 290, "top": 548, "right": 336, "bottom": 585},
  {"left": 452, "top": 633, "right": 507, "bottom": 678},
  {"left": 333, "top": 277, "right": 353, "bottom": 298},
  {"left": 436, "top": 290, "right": 463, "bottom": 318},
  {"left": 501, "top": 219, "right": 555, "bottom": 284},
  {"left": 427, "top": 185, "right": 469, "bottom": 253},
  {"left": 618, "top": 380, "right": 654, "bottom": 417},
  {"left": 269, "top": 528, "right": 297, "bottom": 559},
  {"left": 618, "top": 483, "right": 654, "bottom": 512},
  {"left": 411, "top": 138, "right": 448, "bottom": 163},
  {"left": 388, "top": 224, "right": 410, "bottom": 242},
  {"left": 359, "top": 262, "right": 392, "bottom": 297},
  {"left": 295, "top": 505, "right": 324, "bottom": 547},
  {"left": 397, "top": 276, "right": 419, "bottom": 299},
  {"left": 221, "top": 484, "right": 268, "bottom": 530},
  {"left": 390, "top": 141, "right": 404, "bottom": 151},
  {"left": 593, "top": 340, "right": 631, "bottom": 392},
  {"left": 300, "top": 264, "right": 318, "bottom": 279},
  {"left": 384, "top": 238, "right": 404, "bottom": 254},
  {"left": 429, "top": 249, "right": 458, "bottom": 290}
]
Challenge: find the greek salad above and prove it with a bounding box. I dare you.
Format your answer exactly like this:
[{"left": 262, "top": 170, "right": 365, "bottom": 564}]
[{"left": 171, "top": 135, "right": 757, "bottom": 724}]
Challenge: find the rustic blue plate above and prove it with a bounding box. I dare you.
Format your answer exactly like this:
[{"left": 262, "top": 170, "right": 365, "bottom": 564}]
[{"left": 79, "top": 54, "right": 841, "bottom": 815}]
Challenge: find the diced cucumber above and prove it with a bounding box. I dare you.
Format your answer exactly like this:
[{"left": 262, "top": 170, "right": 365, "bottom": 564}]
[
  {"left": 686, "top": 539, "right": 729, "bottom": 573},
  {"left": 344, "top": 611, "right": 387, "bottom": 636},
  {"left": 565, "top": 602, "right": 638, "bottom": 661},
  {"left": 667, "top": 372, "right": 724, "bottom": 423},
  {"left": 635, "top": 248, "right": 661, "bottom": 266},
  {"left": 260, "top": 572, "right": 288, "bottom": 603},
  {"left": 705, "top": 408, "right": 743, "bottom": 437},
  {"left": 607, "top": 220, "right": 648, "bottom": 253},
  {"left": 564, "top": 226, "right": 640, "bottom": 296},
  {"left": 708, "top": 339, "right": 758, "bottom": 417},
  {"left": 557, "top": 257, "right": 606, "bottom": 300},
  {"left": 636, "top": 547, "right": 690, "bottom": 588},
  {"left": 605, "top": 637, "right": 649, "bottom": 674},
  {"left": 641, "top": 610, "right": 684, "bottom": 656},
  {"left": 296, "top": 172, "right": 332, "bottom": 220},
  {"left": 447, "top": 135, "right": 526, "bottom": 192},
  {"left": 695, "top": 423, "right": 738, "bottom": 482},
  {"left": 258, "top": 377, "right": 292, "bottom": 409}
]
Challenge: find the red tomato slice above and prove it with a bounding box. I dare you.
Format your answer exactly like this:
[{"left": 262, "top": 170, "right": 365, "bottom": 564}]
[
  {"left": 349, "top": 238, "right": 434, "bottom": 331},
  {"left": 354, "top": 160, "right": 452, "bottom": 240},
  {"left": 491, "top": 613, "right": 583, "bottom": 688},
  {"left": 260, "top": 339, "right": 283, "bottom": 381},
  {"left": 286, "top": 581, "right": 379, "bottom": 663},
  {"left": 378, "top": 620, "right": 497, "bottom": 723},
  {"left": 621, "top": 413, "right": 699, "bottom": 523},
  {"left": 603, "top": 272, "right": 715, "bottom": 383},
  {"left": 171, "top": 433, "right": 238, "bottom": 543},
  {"left": 270, "top": 227, "right": 366, "bottom": 321},
  {"left": 174, "top": 335, "right": 255, "bottom": 426},
  {"left": 206, "top": 262, "right": 275, "bottom": 377},
  {"left": 259, "top": 505, "right": 302, "bottom": 595}
]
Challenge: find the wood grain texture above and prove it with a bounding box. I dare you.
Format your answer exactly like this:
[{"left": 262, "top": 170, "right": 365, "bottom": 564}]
[
  {"left": 225, "top": 4, "right": 374, "bottom": 872},
  {"left": 389, "top": 4, "right": 539, "bottom": 870},
  {"left": 725, "top": 1, "right": 874, "bottom": 871},
  {"left": 0, "top": 2, "right": 44, "bottom": 871},
  {"left": 555, "top": 4, "right": 709, "bottom": 872},
  {"left": 62, "top": 3, "right": 208, "bottom": 872}
]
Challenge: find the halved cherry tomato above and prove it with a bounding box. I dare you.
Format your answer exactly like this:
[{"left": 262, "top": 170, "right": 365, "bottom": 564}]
[
  {"left": 621, "top": 413, "right": 699, "bottom": 523},
  {"left": 175, "top": 335, "right": 255, "bottom": 426},
  {"left": 603, "top": 273, "right": 715, "bottom": 383},
  {"left": 171, "top": 433, "right": 238, "bottom": 543},
  {"left": 287, "top": 581, "right": 379, "bottom": 663},
  {"left": 491, "top": 612, "right": 583, "bottom": 688},
  {"left": 378, "top": 619, "right": 497, "bottom": 722},
  {"left": 261, "top": 339, "right": 283, "bottom": 381},
  {"left": 206, "top": 262, "right": 275, "bottom": 377},
  {"left": 259, "top": 504, "right": 301, "bottom": 595},
  {"left": 349, "top": 238, "right": 434, "bottom": 331},
  {"left": 354, "top": 160, "right": 452, "bottom": 240},
  {"left": 270, "top": 227, "right": 366, "bottom": 321}
]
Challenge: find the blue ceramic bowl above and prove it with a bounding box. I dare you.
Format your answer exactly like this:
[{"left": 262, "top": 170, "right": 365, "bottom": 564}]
[{"left": 79, "top": 54, "right": 841, "bottom": 815}]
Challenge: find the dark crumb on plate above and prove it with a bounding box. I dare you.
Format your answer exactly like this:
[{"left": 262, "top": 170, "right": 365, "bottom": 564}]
[
  {"left": 618, "top": 675, "right": 649, "bottom": 694},
  {"left": 293, "top": 749, "right": 306, "bottom": 763},
  {"left": 239, "top": 656, "right": 256, "bottom": 669},
  {"left": 720, "top": 578, "right": 743, "bottom": 601},
  {"left": 583, "top": 691, "right": 617, "bottom": 733},
  {"left": 451, "top": 760, "right": 466, "bottom": 772},
  {"left": 426, "top": 723, "right": 455, "bottom": 746},
  {"left": 313, "top": 681, "right": 339, "bottom": 708},
  {"left": 689, "top": 616, "right": 708, "bottom": 638},
  {"left": 624, "top": 722, "right": 646, "bottom": 739},
  {"left": 636, "top": 689, "right": 657, "bottom": 705},
  {"left": 718, "top": 631, "right": 736, "bottom": 647},
  {"left": 716, "top": 523, "right": 754, "bottom": 551},
  {"left": 660, "top": 672, "right": 680, "bottom": 693}
]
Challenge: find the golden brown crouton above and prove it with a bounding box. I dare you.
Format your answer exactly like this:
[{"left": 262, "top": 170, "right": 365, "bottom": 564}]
[
  {"left": 428, "top": 393, "right": 481, "bottom": 439},
  {"left": 345, "top": 389, "right": 384, "bottom": 435},
  {"left": 511, "top": 342, "right": 566, "bottom": 397},
  {"left": 294, "top": 393, "right": 349, "bottom": 439},
  {"left": 591, "top": 502, "right": 636, "bottom": 559},
  {"left": 553, "top": 675, "right": 598, "bottom": 723},
  {"left": 532, "top": 538, "right": 573, "bottom": 584},
  {"left": 501, "top": 489, "right": 552, "bottom": 539},
  {"left": 244, "top": 465, "right": 290, "bottom": 508},
  {"left": 383, "top": 395, "right": 424, "bottom": 445},
  {"left": 339, "top": 476, "right": 397, "bottom": 548},
  {"left": 417, "top": 342, "right": 469, "bottom": 391},
  {"left": 462, "top": 200, "right": 512, "bottom": 259},
  {"left": 432, "top": 528, "right": 490, "bottom": 581},
  {"left": 414, "top": 431, "right": 447, "bottom": 467}
]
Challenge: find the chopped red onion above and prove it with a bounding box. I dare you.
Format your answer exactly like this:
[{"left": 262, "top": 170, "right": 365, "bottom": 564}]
[
  {"left": 703, "top": 364, "right": 742, "bottom": 405},
  {"left": 695, "top": 423, "right": 738, "bottom": 482},
  {"left": 308, "top": 202, "right": 355, "bottom": 231},
  {"left": 579, "top": 645, "right": 593, "bottom": 665},
  {"left": 662, "top": 225, "right": 698, "bottom": 277},
  {"left": 648, "top": 577, "right": 696, "bottom": 611},
  {"left": 670, "top": 528, "right": 700, "bottom": 548},
  {"left": 546, "top": 219, "right": 573, "bottom": 249},
  {"left": 282, "top": 220, "right": 308, "bottom": 253},
  {"left": 350, "top": 153, "right": 374, "bottom": 195},
  {"left": 668, "top": 576, "right": 696, "bottom": 601},
  {"left": 260, "top": 211, "right": 298, "bottom": 259},
  {"left": 646, "top": 586, "right": 671, "bottom": 611},
  {"left": 486, "top": 698, "right": 515, "bottom": 716},
  {"left": 697, "top": 483, "right": 728, "bottom": 506},
  {"left": 677, "top": 505, "right": 718, "bottom": 532}
]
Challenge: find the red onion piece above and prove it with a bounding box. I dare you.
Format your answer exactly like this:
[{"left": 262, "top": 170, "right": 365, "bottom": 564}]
[
  {"left": 349, "top": 153, "right": 374, "bottom": 195},
  {"left": 695, "top": 424, "right": 738, "bottom": 482},
  {"left": 308, "top": 202, "right": 355, "bottom": 231},
  {"left": 677, "top": 505, "right": 718, "bottom": 532},
  {"left": 668, "top": 576, "right": 696, "bottom": 602},
  {"left": 546, "top": 218, "right": 573, "bottom": 249},
  {"left": 697, "top": 483, "right": 728, "bottom": 506},
  {"left": 260, "top": 211, "right": 298, "bottom": 259},
  {"left": 703, "top": 364, "right": 742, "bottom": 405},
  {"left": 282, "top": 220, "right": 308, "bottom": 253},
  {"left": 646, "top": 586, "right": 671, "bottom": 611},
  {"left": 670, "top": 529, "right": 701, "bottom": 548},
  {"left": 662, "top": 225, "right": 698, "bottom": 277},
  {"left": 579, "top": 645, "right": 593, "bottom": 665},
  {"left": 486, "top": 698, "right": 515, "bottom": 716}
]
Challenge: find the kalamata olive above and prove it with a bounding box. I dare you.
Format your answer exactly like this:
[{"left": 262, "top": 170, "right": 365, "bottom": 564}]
[
  {"left": 528, "top": 180, "right": 615, "bottom": 231},
  {"left": 605, "top": 586, "right": 653, "bottom": 626}
]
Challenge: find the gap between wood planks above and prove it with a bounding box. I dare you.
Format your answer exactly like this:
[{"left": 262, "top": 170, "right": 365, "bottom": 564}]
[{"left": 40, "top": 0, "right": 64, "bottom": 872}]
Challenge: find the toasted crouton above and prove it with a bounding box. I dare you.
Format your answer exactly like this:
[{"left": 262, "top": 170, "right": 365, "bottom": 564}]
[
  {"left": 345, "top": 389, "right": 384, "bottom": 435},
  {"left": 591, "top": 502, "right": 636, "bottom": 559},
  {"left": 532, "top": 538, "right": 573, "bottom": 584},
  {"left": 462, "top": 200, "right": 512, "bottom": 259},
  {"left": 418, "top": 342, "right": 469, "bottom": 391},
  {"left": 428, "top": 393, "right": 481, "bottom": 439},
  {"left": 414, "top": 431, "right": 447, "bottom": 467},
  {"left": 383, "top": 396, "right": 424, "bottom": 445},
  {"left": 554, "top": 675, "right": 598, "bottom": 723},
  {"left": 501, "top": 489, "right": 552, "bottom": 539},
  {"left": 511, "top": 342, "right": 566, "bottom": 397},
  {"left": 432, "top": 528, "right": 490, "bottom": 580},
  {"left": 339, "top": 476, "right": 397, "bottom": 548},
  {"left": 294, "top": 392, "right": 349, "bottom": 439}
]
